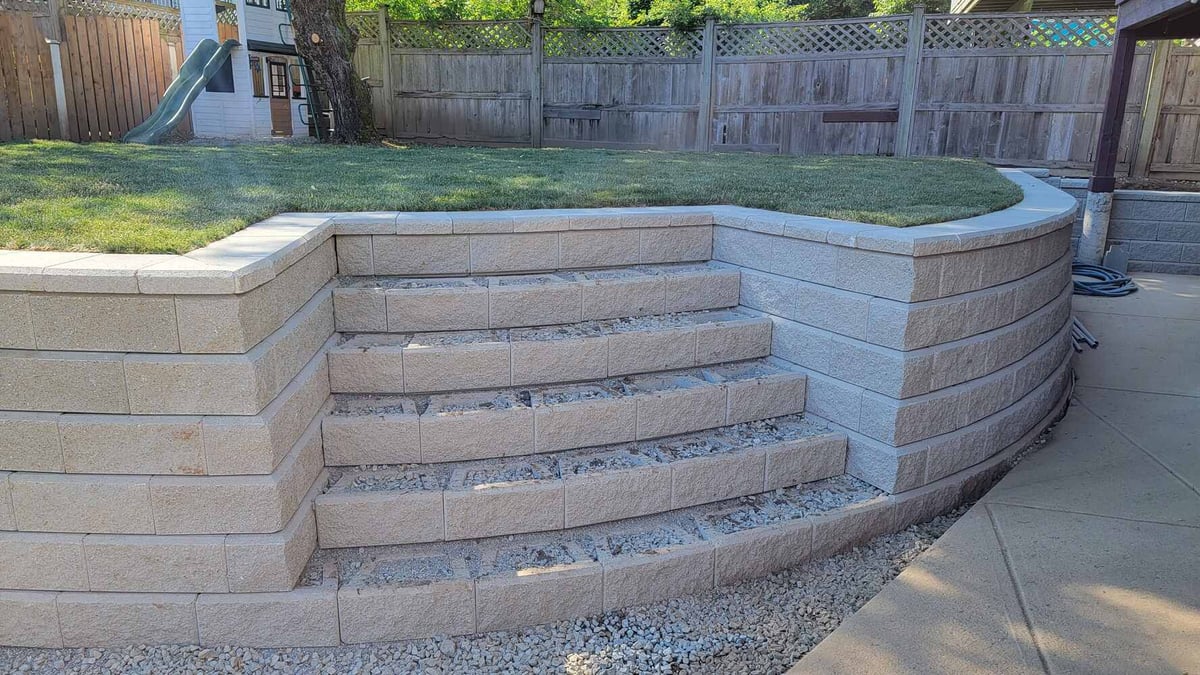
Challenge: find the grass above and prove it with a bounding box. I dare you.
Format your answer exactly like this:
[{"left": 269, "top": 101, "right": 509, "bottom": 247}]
[{"left": 0, "top": 140, "right": 1024, "bottom": 254}]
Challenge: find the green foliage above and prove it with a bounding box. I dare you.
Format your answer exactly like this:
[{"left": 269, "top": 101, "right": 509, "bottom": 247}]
[{"left": 871, "top": 0, "right": 947, "bottom": 16}]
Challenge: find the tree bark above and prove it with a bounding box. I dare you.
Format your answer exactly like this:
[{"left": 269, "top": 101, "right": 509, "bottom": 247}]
[{"left": 291, "top": 0, "right": 378, "bottom": 143}]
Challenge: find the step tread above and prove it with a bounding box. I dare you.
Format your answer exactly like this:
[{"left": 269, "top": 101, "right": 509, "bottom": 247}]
[
  {"left": 305, "top": 473, "right": 884, "bottom": 589},
  {"left": 335, "top": 262, "right": 736, "bottom": 290},
  {"left": 333, "top": 308, "right": 766, "bottom": 350}
]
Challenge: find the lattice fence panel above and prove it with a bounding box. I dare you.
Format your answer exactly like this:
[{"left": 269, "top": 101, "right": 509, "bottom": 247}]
[
  {"left": 61, "top": 0, "right": 180, "bottom": 29},
  {"left": 346, "top": 12, "right": 379, "bottom": 42},
  {"left": 717, "top": 17, "right": 909, "bottom": 56},
  {"left": 389, "top": 20, "right": 531, "bottom": 50},
  {"left": 0, "top": 0, "right": 49, "bottom": 12},
  {"left": 215, "top": 6, "right": 236, "bottom": 25},
  {"left": 544, "top": 27, "right": 702, "bottom": 58},
  {"left": 922, "top": 13, "right": 1115, "bottom": 50}
]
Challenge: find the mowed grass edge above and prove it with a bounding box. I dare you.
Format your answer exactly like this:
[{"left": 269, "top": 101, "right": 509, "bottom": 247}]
[{"left": 0, "top": 140, "right": 1024, "bottom": 254}]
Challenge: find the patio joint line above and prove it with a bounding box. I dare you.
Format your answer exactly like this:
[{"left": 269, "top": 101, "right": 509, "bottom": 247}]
[
  {"left": 1073, "top": 397, "right": 1200, "bottom": 498},
  {"left": 985, "top": 500, "right": 1200, "bottom": 530},
  {"left": 984, "top": 503, "right": 1054, "bottom": 675},
  {"left": 1075, "top": 384, "right": 1200, "bottom": 401}
]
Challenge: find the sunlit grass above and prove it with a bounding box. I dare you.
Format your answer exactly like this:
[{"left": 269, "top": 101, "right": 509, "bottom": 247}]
[{"left": 0, "top": 140, "right": 1023, "bottom": 253}]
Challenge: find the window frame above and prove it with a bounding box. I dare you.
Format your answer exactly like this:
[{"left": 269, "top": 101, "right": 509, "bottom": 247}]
[
  {"left": 249, "top": 55, "right": 266, "bottom": 98},
  {"left": 245, "top": 0, "right": 270, "bottom": 8}
]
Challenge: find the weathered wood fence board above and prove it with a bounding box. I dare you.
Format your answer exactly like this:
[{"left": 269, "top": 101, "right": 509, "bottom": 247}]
[
  {"left": 350, "top": 11, "right": 1200, "bottom": 177},
  {"left": 1, "top": 0, "right": 182, "bottom": 141}
]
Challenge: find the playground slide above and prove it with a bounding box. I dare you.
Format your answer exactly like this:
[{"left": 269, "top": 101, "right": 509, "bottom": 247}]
[{"left": 123, "top": 38, "right": 239, "bottom": 144}]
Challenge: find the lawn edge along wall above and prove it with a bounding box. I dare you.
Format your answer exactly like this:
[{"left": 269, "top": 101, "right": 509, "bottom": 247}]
[{"left": 0, "top": 168, "right": 1076, "bottom": 648}]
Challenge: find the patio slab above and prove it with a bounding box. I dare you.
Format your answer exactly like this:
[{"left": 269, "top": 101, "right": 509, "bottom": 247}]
[{"left": 791, "top": 273, "right": 1200, "bottom": 674}]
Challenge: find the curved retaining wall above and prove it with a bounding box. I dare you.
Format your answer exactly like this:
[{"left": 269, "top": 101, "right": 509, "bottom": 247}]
[{"left": 0, "top": 168, "right": 1077, "bottom": 646}]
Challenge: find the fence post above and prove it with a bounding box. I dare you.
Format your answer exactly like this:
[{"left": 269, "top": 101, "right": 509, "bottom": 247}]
[
  {"left": 894, "top": 5, "right": 924, "bottom": 158},
  {"left": 378, "top": 7, "right": 393, "bottom": 135},
  {"left": 697, "top": 18, "right": 716, "bottom": 152},
  {"left": 529, "top": 18, "right": 543, "bottom": 147},
  {"left": 41, "top": 0, "right": 69, "bottom": 139},
  {"left": 1131, "top": 40, "right": 1170, "bottom": 178}
]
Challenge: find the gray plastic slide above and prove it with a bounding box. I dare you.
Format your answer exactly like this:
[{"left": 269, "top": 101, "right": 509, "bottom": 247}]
[{"left": 123, "top": 38, "right": 239, "bottom": 144}]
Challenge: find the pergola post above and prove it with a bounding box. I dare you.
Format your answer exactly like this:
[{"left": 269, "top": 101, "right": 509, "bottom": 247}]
[{"left": 1080, "top": 28, "right": 1138, "bottom": 265}]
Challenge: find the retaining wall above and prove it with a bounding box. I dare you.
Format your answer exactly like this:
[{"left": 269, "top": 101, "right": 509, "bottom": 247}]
[{"left": 1050, "top": 177, "right": 1200, "bottom": 275}]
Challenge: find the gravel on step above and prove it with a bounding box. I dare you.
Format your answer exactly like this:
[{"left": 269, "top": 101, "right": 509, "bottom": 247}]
[{"left": 0, "top": 508, "right": 964, "bottom": 675}]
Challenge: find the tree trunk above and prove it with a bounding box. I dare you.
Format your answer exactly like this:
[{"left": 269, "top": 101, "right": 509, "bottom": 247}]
[{"left": 291, "top": 0, "right": 377, "bottom": 143}]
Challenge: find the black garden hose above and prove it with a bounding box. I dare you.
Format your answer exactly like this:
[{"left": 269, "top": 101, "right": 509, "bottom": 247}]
[{"left": 1072, "top": 262, "right": 1138, "bottom": 297}]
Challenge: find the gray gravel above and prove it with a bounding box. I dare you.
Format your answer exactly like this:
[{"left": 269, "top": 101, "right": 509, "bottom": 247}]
[{"left": 0, "top": 508, "right": 963, "bottom": 675}]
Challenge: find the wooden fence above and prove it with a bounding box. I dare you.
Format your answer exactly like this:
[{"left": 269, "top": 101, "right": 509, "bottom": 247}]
[
  {"left": 0, "top": 0, "right": 182, "bottom": 141},
  {"left": 349, "top": 11, "right": 1200, "bottom": 178}
]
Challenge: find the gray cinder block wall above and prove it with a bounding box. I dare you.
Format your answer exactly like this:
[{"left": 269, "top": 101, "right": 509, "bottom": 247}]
[{"left": 1050, "top": 177, "right": 1200, "bottom": 274}]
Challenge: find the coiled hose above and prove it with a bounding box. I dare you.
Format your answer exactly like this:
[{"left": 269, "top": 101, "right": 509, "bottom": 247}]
[{"left": 1072, "top": 262, "right": 1138, "bottom": 297}]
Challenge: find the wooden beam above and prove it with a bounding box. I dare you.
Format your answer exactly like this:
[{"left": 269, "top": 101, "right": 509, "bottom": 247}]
[
  {"left": 1130, "top": 40, "right": 1170, "bottom": 178},
  {"left": 822, "top": 110, "right": 900, "bottom": 123},
  {"left": 1089, "top": 29, "right": 1138, "bottom": 193}
]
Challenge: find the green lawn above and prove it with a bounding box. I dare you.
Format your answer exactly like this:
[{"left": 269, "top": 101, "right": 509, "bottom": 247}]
[{"left": 0, "top": 141, "right": 1023, "bottom": 254}]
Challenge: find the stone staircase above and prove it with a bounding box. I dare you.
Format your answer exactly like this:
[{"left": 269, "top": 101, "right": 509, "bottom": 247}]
[{"left": 299, "top": 246, "right": 895, "bottom": 643}]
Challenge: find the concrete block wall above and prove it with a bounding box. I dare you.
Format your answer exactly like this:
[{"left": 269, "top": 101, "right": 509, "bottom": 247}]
[
  {"left": 711, "top": 170, "right": 1079, "bottom": 492},
  {"left": 1052, "top": 177, "right": 1200, "bottom": 275},
  {"left": 0, "top": 215, "right": 339, "bottom": 599}
]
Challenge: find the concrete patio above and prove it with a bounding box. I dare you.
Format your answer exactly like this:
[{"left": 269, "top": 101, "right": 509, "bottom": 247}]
[{"left": 793, "top": 272, "right": 1200, "bottom": 675}]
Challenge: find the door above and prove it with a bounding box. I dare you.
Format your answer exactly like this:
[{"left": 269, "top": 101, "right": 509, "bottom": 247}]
[{"left": 268, "top": 59, "right": 292, "bottom": 136}]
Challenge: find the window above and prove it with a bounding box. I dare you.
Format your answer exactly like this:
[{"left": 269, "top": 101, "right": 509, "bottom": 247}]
[
  {"left": 276, "top": 0, "right": 289, "bottom": 11},
  {"left": 290, "top": 62, "right": 304, "bottom": 99},
  {"left": 245, "top": 0, "right": 269, "bottom": 8},
  {"left": 249, "top": 56, "right": 265, "bottom": 97},
  {"left": 268, "top": 60, "right": 289, "bottom": 98}
]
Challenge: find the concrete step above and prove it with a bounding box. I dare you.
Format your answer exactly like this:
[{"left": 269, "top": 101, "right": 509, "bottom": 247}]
[
  {"left": 328, "top": 309, "right": 771, "bottom": 395},
  {"left": 310, "top": 473, "right": 888, "bottom": 642},
  {"left": 322, "top": 358, "right": 808, "bottom": 467},
  {"left": 315, "top": 415, "right": 847, "bottom": 548},
  {"left": 332, "top": 262, "right": 742, "bottom": 333}
]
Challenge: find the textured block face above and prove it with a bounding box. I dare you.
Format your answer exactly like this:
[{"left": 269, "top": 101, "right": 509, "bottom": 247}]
[
  {"left": 640, "top": 227, "right": 712, "bottom": 263},
  {"left": 197, "top": 587, "right": 340, "bottom": 648},
  {"left": 764, "top": 435, "right": 847, "bottom": 490},
  {"left": 444, "top": 482, "right": 564, "bottom": 540},
  {"left": 0, "top": 412, "right": 63, "bottom": 472},
  {"left": 0, "top": 474, "right": 11, "bottom": 530},
  {"left": 29, "top": 294, "right": 179, "bottom": 352},
  {"left": 386, "top": 286, "right": 489, "bottom": 332},
  {"left": 60, "top": 415, "right": 205, "bottom": 475},
  {"left": 470, "top": 233, "right": 559, "bottom": 273},
  {"left": 671, "top": 450, "right": 767, "bottom": 509},
  {"left": 421, "top": 407, "right": 534, "bottom": 462},
  {"left": 83, "top": 535, "right": 228, "bottom": 593},
  {"left": 476, "top": 565, "right": 603, "bottom": 632},
  {"left": 608, "top": 326, "right": 696, "bottom": 376},
  {"left": 581, "top": 277, "right": 666, "bottom": 320},
  {"left": 0, "top": 351, "right": 129, "bottom": 414},
  {"left": 0, "top": 533, "right": 88, "bottom": 590},
  {"left": 335, "top": 235, "right": 373, "bottom": 275},
  {"left": 714, "top": 521, "right": 812, "bottom": 586},
  {"left": 328, "top": 345, "right": 406, "bottom": 394},
  {"left": 811, "top": 499, "right": 892, "bottom": 559},
  {"left": 0, "top": 591, "right": 63, "bottom": 648},
  {"left": 663, "top": 268, "right": 740, "bottom": 312},
  {"left": 725, "top": 372, "right": 807, "bottom": 425},
  {"left": 333, "top": 289, "right": 387, "bottom": 332},
  {"left": 317, "top": 491, "right": 444, "bottom": 548},
  {"left": 602, "top": 543, "right": 715, "bottom": 610},
  {"left": 339, "top": 581, "right": 476, "bottom": 643},
  {"left": 489, "top": 281, "right": 582, "bottom": 329},
  {"left": 58, "top": 593, "right": 199, "bottom": 647},
  {"left": 10, "top": 474, "right": 154, "bottom": 534},
  {"left": 123, "top": 355, "right": 263, "bottom": 416},
  {"left": 635, "top": 386, "right": 728, "bottom": 440},
  {"left": 510, "top": 336, "right": 608, "bottom": 386},
  {"left": 534, "top": 398, "right": 636, "bottom": 453},
  {"left": 225, "top": 507, "right": 318, "bottom": 593},
  {"left": 373, "top": 235, "right": 470, "bottom": 275},
  {"left": 564, "top": 465, "right": 672, "bottom": 528},
  {"left": 322, "top": 414, "right": 420, "bottom": 466},
  {"left": 0, "top": 293, "right": 34, "bottom": 349},
  {"left": 695, "top": 319, "right": 771, "bottom": 365},
  {"left": 402, "top": 342, "right": 511, "bottom": 393},
  {"left": 560, "top": 229, "right": 641, "bottom": 268}
]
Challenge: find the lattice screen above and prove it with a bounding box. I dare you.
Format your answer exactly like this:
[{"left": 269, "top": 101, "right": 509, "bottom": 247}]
[
  {"left": 0, "top": 0, "right": 49, "bottom": 12},
  {"left": 716, "top": 18, "right": 909, "bottom": 56},
  {"left": 346, "top": 12, "right": 379, "bottom": 42},
  {"left": 215, "top": 6, "right": 236, "bottom": 26},
  {"left": 390, "top": 21, "right": 531, "bottom": 50},
  {"left": 544, "top": 27, "right": 702, "bottom": 58},
  {"left": 58, "top": 0, "right": 180, "bottom": 27},
  {"left": 922, "top": 13, "right": 1115, "bottom": 49}
]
